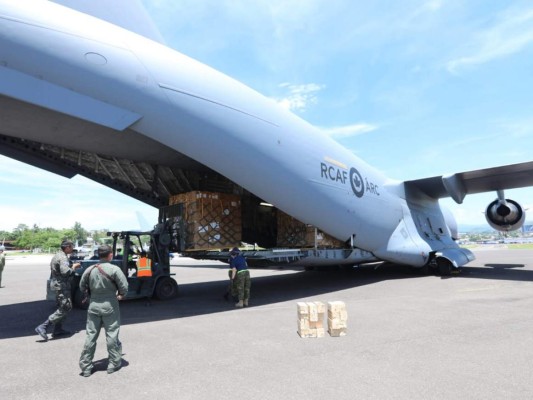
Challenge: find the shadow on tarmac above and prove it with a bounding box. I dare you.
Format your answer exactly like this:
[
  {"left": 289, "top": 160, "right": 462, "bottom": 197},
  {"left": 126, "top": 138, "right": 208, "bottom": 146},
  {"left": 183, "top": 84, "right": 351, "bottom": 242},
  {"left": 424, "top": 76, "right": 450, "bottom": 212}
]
[
  {"left": 77, "top": 358, "right": 130, "bottom": 377},
  {"left": 483, "top": 263, "right": 525, "bottom": 269},
  {"left": 1, "top": 263, "right": 416, "bottom": 340},
  {"left": 4, "top": 260, "right": 533, "bottom": 340},
  {"left": 457, "top": 262, "right": 533, "bottom": 282}
]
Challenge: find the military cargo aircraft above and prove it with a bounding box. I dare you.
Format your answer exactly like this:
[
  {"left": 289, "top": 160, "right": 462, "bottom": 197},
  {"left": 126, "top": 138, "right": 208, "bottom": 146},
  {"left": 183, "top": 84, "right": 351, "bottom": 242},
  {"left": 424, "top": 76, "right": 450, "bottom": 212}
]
[{"left": 1, "top": 0, "right": 532, "bottom": 274}]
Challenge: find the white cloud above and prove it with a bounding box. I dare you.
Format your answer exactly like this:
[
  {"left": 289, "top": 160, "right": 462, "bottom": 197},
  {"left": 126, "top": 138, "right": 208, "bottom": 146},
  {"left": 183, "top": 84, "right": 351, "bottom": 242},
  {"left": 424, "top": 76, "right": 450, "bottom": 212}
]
[
  {"left": 447, "top": 7, "right": 533, "bottom": 73},
  {"left": 274, "top": 82, "right": 325, "bottom": 112},
  {"left": 407, "top": 0, "right": 443, "bottom": 23},
  {"left": 496, "top": 117, "right": 533, "bottom": 138},
  {"left": 0, "top": 157, "right": 157, "bottom": 232},
  {"left": 322, "top": 123, "right": 378, "bottom": 138}
]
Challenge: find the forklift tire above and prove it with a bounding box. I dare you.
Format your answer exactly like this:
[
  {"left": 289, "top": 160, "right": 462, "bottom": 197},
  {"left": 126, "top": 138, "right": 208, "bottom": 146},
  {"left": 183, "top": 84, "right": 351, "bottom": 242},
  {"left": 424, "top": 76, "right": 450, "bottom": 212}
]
[
  {"left": 154, "top": 276, "right": 178, "bottom": 300},
  {"left": 73, "top": 288, "right": 89, "bottom": 310}
]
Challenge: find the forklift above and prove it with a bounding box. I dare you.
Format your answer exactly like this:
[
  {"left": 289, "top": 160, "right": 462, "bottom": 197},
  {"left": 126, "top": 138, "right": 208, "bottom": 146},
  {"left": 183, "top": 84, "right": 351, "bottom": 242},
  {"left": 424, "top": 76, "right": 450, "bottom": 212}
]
[{"left": 47, "top": 214, "right": 182, "bottom": 309}]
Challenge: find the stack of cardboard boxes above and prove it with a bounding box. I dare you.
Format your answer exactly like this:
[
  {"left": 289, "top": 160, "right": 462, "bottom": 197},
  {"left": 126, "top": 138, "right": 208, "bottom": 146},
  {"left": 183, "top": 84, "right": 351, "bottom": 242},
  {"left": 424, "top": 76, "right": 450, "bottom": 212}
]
[
  {"left": 168, "top": 191, "right": 241, "bottom": 250},
  {"left": 297, "top": 301, "right": 326, "bottom": 338},
  {"left": 277, "top": 211, "right": 345, "bottom": 248},
  {"left": 327, "top": 301, "right": 348, "bottom": 337},
  {"left": 297, "top": 301, "right": 348, "bottom": 338},
  {"left": 167, "top": 191, "right": 346, "bottom": 251}
]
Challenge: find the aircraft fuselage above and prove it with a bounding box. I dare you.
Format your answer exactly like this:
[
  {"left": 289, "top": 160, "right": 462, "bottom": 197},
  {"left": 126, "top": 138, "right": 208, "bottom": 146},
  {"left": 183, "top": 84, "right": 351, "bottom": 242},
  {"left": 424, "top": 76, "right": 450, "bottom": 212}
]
[{"left": 0, "top": 0, "right": 470, "bottom": 267}]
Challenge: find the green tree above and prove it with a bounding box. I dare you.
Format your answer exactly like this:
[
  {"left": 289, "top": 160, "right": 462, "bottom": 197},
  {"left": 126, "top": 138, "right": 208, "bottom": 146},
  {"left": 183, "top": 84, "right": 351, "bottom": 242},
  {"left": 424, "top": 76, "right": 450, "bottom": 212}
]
[
  {"left": 12, "top": 224, "right": 29, "bottom": 240},
  {"left": 15, "top": 228, "right": 35, "bottom": 249},
  {"left": 0, "top": 230, "right": 16, "bottom": 241},
  {"left": 43, "top": 230, "right": 66, "bottom": 251},
  {"left": 92, "top": 229, "right": 112, "bottom": 245},
  {"left": 72, "top": 222, "right": 88, "bottom": 243}
]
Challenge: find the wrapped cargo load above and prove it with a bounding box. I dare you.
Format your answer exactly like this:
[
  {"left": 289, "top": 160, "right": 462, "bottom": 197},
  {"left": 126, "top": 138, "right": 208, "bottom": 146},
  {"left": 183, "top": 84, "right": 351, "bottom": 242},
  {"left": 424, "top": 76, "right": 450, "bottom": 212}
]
[
  {"left": 169, "top": 191, "right": 242, "bottom": 250},
  {"left": 277, "top": 211, "right": 345, "bottom": 248}
]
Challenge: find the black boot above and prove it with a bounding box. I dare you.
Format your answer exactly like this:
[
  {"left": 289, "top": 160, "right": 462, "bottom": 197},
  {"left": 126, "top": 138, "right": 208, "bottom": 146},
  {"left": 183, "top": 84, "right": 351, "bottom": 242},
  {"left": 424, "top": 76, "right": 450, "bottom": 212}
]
[
  {"left": 35, "top": 320, "right": 50, "bottom": 341},
  {"left": 52, "top": 323, "right": 71, "bottom": 338}
]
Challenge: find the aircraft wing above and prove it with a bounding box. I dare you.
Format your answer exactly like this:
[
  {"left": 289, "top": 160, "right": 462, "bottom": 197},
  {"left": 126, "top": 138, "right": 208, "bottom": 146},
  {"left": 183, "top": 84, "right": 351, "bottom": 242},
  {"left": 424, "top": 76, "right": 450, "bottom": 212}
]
[
  {"left": 50, "top": 0, "right": 166, "bottom": 44},
  {"left": 404, "top": 161, "right": 533, "bottom": 204}
]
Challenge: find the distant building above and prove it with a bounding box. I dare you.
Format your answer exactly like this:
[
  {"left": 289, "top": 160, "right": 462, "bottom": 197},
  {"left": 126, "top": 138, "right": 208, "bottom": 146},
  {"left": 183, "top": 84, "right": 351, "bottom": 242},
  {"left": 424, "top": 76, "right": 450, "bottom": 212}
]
[{"left": 522, "top": 224, "right": 533, "bottom": 233}]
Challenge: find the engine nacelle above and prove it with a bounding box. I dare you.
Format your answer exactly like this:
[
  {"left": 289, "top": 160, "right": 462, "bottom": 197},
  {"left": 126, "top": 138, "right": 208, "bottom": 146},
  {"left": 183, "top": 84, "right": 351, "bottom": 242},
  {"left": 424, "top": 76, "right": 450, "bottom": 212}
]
[{"left": 485, "top": 198, "right": 525, "bottom": 232}]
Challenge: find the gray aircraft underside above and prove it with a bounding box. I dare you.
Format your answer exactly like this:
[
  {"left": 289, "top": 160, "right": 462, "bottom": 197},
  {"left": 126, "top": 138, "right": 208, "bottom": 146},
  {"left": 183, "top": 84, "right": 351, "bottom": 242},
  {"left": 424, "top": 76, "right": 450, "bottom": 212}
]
[{"left": 1, "top": 0, "right": 533, "bottom": 271}]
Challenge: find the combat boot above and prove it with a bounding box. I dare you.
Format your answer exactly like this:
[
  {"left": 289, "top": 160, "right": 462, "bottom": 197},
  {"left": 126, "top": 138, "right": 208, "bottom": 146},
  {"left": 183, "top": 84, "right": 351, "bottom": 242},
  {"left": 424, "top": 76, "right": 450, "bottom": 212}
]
[
  {"left": 52, "top": 323, "right": 71, "bottom": 337},
  {"left": 35, "top": 320, "right": 51, "bottom": 341},
  {"left": 235, "top": 300, "right": 244, "bottom": 308}
]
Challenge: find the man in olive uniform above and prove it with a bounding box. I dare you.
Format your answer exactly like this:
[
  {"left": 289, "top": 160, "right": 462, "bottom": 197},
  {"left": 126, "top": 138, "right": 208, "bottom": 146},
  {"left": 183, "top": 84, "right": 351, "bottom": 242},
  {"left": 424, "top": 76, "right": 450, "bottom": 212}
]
[
  {"left": 35, "top": 240, "right": 81, "bottom": 341},
  {"left": 223, "top": 263, "right": 238, "bottom": 302},
  {"left": 79, "top": 245, "right": 128, "bottom": 377},
  {"left": 229, "top": 247, "right": 251, "bottom": 308},
  {"left": 0, "top": 246, "right": 6, "bottom": 288}
]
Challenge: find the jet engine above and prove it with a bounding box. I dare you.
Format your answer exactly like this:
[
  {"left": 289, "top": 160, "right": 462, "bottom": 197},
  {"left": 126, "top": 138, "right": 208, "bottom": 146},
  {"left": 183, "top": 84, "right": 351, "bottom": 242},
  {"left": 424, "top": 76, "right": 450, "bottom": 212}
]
[{"left": 485, "top": 197, "right": 525, "bottom": 232}]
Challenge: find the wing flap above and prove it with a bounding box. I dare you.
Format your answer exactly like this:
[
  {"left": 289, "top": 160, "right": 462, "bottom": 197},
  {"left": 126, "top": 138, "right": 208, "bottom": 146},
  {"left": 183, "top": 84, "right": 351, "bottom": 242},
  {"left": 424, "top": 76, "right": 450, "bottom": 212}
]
[
  {"left": 405, "top": 161, "right": 533, "bottom": 203},
  {"left": 0, "top": 66, "right": 142, "bottom": 131}
]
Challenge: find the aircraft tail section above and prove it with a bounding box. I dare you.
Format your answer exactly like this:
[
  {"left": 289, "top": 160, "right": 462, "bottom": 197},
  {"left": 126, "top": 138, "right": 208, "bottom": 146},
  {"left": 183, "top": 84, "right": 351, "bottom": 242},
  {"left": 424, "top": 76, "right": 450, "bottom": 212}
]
[{"left": 50, "top": 0, "right": 166, "bottom": 44}]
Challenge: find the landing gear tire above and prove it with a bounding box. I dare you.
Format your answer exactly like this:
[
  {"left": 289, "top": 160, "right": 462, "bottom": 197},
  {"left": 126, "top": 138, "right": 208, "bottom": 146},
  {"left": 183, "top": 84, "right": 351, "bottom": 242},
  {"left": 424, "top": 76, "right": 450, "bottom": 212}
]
[
  {"left": 437, "top": 258, "right": 453, "bottom": 276},
  {"left": 154, "top": 276, "right": 178, "bottom": 300},
  {"left": 73, "top": 288, "right": 89, "bottom": 310}
]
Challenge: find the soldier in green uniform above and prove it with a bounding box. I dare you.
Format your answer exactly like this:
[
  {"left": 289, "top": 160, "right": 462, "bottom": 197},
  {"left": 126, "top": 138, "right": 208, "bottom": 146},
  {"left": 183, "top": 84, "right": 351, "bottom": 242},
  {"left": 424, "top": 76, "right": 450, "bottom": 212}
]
[
  {"left": 79, "top": 245, "right": 128, "bottom": 377},
  {"left": 35, "top": 240, "right": 81, "bottom": 341},
  {"left": 229, "top": 247, "right": 251, "bottom": 308},
  {"left": 223, "top": 264, "right": 238, "bottom": 302},
  {"left": 0, "top": 246, "right": 6, "bottom": 288}
]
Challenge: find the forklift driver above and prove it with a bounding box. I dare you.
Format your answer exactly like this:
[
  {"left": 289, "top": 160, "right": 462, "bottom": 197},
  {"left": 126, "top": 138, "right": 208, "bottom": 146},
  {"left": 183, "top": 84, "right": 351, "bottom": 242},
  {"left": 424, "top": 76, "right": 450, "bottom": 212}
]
[{"left": 136, "top": 251, "right": 153, "bottom": 278}]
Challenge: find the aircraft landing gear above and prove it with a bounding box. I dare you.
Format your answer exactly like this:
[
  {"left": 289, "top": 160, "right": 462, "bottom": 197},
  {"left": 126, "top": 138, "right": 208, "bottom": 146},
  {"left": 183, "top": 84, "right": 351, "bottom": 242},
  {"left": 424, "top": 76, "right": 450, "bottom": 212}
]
[{"left": 435, "top": 258, "right": 460, "bottom": 276}]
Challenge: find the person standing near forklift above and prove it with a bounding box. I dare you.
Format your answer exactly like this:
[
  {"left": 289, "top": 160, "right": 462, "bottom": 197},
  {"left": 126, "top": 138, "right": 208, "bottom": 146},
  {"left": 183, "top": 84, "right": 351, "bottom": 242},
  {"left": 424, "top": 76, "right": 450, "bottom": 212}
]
[
  {"left": 229, "top": 247, "right": 251, "bottom": 308},
  {"left": 79, "top": 245, "right": 128, "bottom": 377},
  {"left": 35, "top": 240, "right": 81, "bottom": 341},
  {"left": 136, "top": 251, "right": 152, "bottom": 278}
]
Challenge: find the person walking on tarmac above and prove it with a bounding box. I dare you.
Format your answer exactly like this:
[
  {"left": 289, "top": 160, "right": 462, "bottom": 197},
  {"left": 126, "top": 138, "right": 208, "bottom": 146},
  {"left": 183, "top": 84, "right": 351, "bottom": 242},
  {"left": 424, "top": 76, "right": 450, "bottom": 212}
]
[
  {"left": 229, "top": 247, "right": 251, "bottom": 308},
  {"left": 35, "top": 240, "right": 81, "bottom": 341},
  {"left": 79, "top": 245, "right": 128, "bottom": 377}
]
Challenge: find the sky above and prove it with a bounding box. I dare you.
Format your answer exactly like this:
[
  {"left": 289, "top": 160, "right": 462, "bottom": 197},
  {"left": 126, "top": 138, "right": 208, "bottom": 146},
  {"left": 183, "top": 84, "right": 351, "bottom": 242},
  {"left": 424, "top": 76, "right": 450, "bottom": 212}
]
[{"left": 1, "top": 0, "right": 533, "bottom": 233}]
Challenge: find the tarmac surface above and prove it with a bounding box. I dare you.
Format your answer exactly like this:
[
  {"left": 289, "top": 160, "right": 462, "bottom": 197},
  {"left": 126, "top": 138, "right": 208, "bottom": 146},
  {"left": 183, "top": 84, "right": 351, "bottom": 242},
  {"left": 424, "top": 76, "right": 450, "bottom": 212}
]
[{"left": 1, "top": 247, "right": 533, "bottom": 400}]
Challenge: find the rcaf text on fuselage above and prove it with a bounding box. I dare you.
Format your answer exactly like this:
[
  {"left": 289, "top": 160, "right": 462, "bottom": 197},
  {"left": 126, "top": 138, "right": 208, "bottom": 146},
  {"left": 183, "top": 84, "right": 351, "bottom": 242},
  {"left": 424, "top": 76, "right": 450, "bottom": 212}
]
[{"left": 320, "top": 161, "right": 380, "bottom": 198}]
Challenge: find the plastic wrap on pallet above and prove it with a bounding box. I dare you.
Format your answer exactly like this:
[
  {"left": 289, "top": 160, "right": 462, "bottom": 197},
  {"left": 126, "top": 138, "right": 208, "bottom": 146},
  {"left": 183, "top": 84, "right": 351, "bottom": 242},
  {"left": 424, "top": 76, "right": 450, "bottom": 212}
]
[
  {"left": 276, "top": 211, "right": 345, "bottom": 248},
  {"left": 169, "top": 191, "right": 242, "bottom": 250}
]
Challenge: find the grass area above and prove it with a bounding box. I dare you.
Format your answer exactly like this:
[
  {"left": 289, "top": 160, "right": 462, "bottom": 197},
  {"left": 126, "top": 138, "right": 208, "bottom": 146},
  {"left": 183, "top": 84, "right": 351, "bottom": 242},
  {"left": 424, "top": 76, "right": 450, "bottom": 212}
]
[
  {"left": 507, "top": 243, "right": 533, "bottom": 250},
  {"left": 464, "top": 243, "right": 533, "bottom": 250}
]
